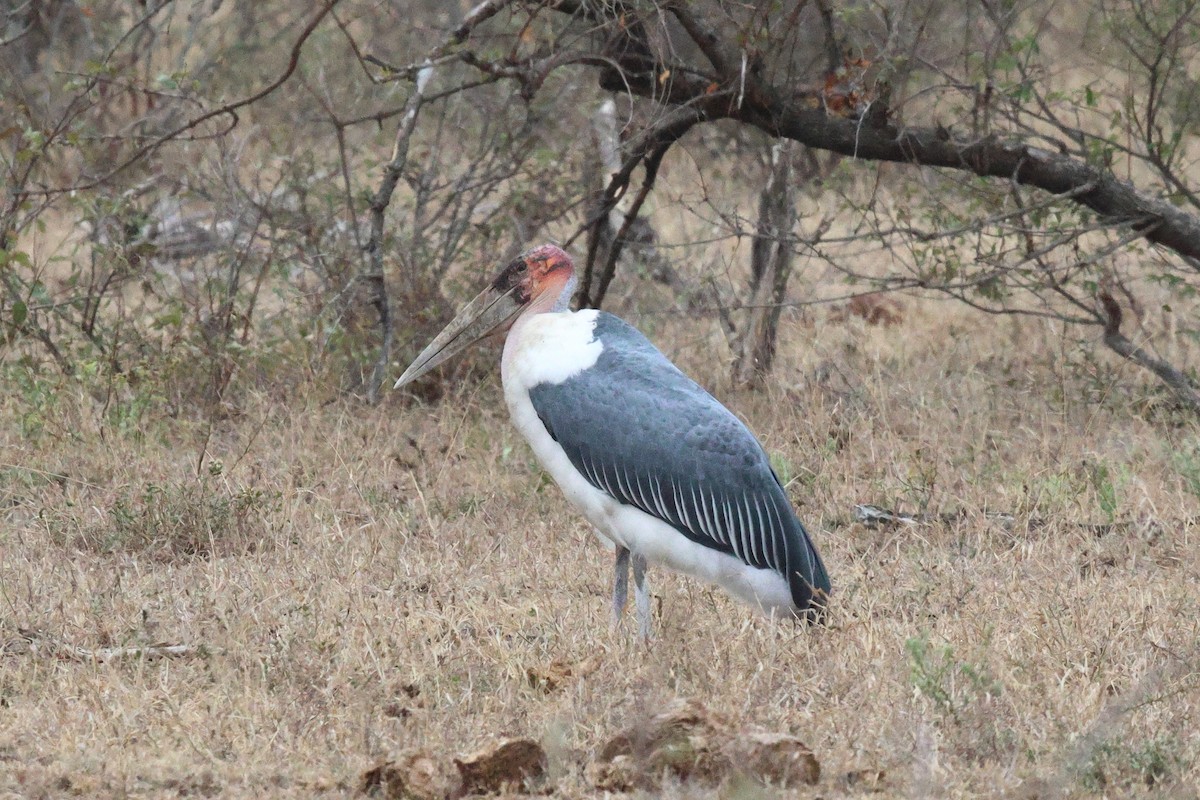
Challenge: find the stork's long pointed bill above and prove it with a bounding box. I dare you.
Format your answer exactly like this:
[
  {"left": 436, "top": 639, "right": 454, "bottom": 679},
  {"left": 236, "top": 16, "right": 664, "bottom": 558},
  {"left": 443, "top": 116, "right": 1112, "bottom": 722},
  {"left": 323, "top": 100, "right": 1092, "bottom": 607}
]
[{"left": 393, "top": 283, "right": 525, "bottom": 389}]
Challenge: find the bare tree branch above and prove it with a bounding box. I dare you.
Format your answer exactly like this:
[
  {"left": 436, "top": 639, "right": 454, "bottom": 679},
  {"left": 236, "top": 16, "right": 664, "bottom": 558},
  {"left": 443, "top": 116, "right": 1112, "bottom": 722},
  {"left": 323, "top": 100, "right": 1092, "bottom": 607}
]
[
  {"left": 540, "top": 2, "right": 1200, "bottom": 268},
  {"left": 1099, "top": 291, "right": 1200, "bottom": 412},
  {"left": 577, "top": 104, "right": 703, "bottom": 306},
  {"left": 361, "top": 0, "right": 523, "bottom": 402},
  {"left": 29, "top": 1, "right": 342, "bottom": 196},
  {"left": 363, "top": 65, "right": 434, "bottom": 404}
]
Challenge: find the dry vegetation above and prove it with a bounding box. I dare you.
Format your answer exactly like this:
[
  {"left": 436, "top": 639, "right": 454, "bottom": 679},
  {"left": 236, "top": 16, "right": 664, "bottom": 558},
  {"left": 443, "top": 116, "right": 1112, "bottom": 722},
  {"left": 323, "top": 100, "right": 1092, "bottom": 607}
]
[
  {"left": 5, "top": 1, "right": 1200, "bottom": 797},
  {"left": 3, "top": 289, "right": 1199, "bottom": 798}
]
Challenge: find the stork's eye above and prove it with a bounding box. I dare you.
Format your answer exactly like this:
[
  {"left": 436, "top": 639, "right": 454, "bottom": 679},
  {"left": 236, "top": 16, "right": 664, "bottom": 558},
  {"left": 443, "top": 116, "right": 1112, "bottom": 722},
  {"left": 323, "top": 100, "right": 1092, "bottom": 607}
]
[{"left": 490, "top": 257, "right": 529, "bottom": 292}]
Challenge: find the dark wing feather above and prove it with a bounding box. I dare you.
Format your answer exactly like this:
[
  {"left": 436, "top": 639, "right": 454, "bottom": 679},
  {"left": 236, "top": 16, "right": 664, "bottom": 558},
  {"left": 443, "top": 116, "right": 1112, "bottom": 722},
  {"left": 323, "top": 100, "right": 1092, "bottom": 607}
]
[{"left": 527, "top": 312, "right": 830, "bottom": 610}]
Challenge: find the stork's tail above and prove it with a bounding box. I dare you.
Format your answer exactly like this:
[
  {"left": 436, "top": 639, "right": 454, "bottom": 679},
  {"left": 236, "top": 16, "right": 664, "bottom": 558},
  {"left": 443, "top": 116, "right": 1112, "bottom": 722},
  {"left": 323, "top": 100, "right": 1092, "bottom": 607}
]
[{"left": 788, "top": 518, "right": 831, "bottom": 624}]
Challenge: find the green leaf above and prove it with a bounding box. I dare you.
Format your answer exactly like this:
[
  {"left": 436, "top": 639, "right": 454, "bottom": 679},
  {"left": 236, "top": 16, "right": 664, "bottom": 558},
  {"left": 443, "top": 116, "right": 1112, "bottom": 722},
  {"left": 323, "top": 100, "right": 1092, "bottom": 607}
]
[{"left": 12, "top": 300, "right": 27, "bottom": 327}]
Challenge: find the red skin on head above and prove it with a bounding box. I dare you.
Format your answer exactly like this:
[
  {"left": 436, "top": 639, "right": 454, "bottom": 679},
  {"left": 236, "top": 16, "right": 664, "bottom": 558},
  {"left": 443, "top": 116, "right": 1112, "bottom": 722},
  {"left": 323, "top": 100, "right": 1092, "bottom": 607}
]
[{"left": 520, "top": 245, "right": 575, "bottom": 311}]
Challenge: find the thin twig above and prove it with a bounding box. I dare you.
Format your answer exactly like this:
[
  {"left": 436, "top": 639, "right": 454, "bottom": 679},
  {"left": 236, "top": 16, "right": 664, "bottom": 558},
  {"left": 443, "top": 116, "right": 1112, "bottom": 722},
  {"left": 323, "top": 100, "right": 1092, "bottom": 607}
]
[{"left": 29, "top": 2, "right": 342, "bottom": 196}]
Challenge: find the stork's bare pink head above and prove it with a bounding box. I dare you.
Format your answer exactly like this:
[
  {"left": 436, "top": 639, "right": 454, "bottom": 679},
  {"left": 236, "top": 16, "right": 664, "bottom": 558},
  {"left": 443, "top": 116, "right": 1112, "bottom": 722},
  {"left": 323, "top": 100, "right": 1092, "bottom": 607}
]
[{"left": 393, "top": 244, "right": 576, "bottom": 389}]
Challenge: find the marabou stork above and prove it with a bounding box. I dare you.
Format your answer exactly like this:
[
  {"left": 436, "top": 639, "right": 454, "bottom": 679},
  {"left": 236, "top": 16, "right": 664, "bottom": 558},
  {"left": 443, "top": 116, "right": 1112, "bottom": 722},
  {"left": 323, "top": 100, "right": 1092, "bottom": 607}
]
[{"left": 395, "top": 244, "right": 830, "bottom": 639}]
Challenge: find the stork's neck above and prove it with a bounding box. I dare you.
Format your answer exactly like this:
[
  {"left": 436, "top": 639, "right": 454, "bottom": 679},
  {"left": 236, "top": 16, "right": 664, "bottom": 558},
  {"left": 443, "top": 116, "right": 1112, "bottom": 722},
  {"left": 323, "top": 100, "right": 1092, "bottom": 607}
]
[
  {"left": 547, "top": 269, "right": 578, "bottom": 313},
  {"left": 524, "top": 265, "right": 577, "bottom": 316},
  {"left": 501, "top": 304, "right": 602, "bottom": 398},
  {"left": 502, "top": 268, "right": 578, "bottom": 375}
]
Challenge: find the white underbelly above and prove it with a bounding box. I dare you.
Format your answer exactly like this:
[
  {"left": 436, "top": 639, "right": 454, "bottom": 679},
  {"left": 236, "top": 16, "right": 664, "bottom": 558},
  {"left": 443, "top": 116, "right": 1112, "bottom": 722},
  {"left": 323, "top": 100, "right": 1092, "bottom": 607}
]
[
  {"left": 503, "top": 382, "right": 796, "bottom": 617},
  {"left": 606, "top": 502, "right": 797, "bottom": 616}
]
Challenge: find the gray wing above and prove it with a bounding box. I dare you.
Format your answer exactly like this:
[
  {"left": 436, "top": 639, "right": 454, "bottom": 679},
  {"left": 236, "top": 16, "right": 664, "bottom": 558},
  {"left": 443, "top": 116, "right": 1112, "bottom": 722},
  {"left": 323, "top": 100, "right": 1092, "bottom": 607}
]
[{"left": 527, "top": 312, "right": 830, "bottom": 611}]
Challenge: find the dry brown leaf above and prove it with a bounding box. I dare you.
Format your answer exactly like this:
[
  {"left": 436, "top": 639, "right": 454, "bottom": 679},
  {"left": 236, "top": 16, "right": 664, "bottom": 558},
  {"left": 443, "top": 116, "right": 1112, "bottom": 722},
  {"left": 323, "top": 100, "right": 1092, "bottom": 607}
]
[
  {"left": 591, "top": 699, "right": 822, "bottom": 791},
  {"left": 841, "top": 768, "right": 888, "bottom": 792},
  {"left": 595, "top": 698, "right": 731, "bottom": 786},
  {"left": 359, "top": 752, "right": 456, "bottom": 800},
  {"left": 584, "top": 756, "right": 636, "bottom": 793},
  {"left": 732, "top": 731, "right": 821, "bottom": 787},
  {"left": 453, "top": 738, "right": 547, "bottom": 796},
  {"left": 525, "top": 654, "right": 601, "bottom": 693},
  {"left": 597, "top": 697, "right": 721, "bottom": 760},
  {"left": 830, "top": 293, "right": 904, "bottom": 326}
]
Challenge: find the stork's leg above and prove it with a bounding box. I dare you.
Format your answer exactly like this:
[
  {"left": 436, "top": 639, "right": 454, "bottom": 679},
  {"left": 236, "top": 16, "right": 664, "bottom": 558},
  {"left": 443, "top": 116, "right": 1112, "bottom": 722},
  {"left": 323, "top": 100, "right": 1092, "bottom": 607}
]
[
  {"left": 612, "top": 545, "right": 630, "bottom": 628},
  {"left": 632, "top": 553, "right": 650, "bottom": 643}
]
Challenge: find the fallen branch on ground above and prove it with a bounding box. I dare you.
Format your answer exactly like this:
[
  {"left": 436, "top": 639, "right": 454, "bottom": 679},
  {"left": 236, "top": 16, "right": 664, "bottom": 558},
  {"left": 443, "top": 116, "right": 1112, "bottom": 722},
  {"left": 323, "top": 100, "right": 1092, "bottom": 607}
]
[{"left": 11, "top": 627, "right": 214, "bottom": 663}]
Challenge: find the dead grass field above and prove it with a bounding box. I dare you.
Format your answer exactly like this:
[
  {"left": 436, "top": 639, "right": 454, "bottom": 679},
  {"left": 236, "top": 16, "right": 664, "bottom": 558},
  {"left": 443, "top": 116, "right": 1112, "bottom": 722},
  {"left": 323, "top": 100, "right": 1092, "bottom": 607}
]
[{"left": 3, "top": 293, "right": 1199, "bottom": 799}]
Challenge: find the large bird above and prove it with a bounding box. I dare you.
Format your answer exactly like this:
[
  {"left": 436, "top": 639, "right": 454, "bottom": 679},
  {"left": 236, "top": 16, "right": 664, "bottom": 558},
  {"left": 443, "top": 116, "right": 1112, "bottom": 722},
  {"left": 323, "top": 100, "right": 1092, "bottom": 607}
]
[{"left": 395, "top": 244, "right": 830, "bottom": 639}]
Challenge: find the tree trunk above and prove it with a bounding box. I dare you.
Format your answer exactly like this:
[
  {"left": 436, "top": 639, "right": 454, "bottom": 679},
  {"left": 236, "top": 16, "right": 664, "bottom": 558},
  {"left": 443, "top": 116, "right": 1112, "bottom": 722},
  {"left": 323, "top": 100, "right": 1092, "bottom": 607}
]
[
  {"left": 733, "top": 142, "right": 799, "bottom": 388},
  {"left": 583, "top": 99, "right": 624, "bottom": 306}
]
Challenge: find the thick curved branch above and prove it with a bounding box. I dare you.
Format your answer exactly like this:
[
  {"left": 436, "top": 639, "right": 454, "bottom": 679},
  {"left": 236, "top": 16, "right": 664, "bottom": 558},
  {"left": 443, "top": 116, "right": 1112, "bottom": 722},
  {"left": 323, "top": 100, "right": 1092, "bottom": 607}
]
[
  {"left": 766, "top": 117, "right": 1200, "bottom": 265},
  {"left": 666, "top": 3, "right": 734, "bottom": 77},
  {"left": 543, "top": 2, "right": 1200, "bottom": 269},
  {"left": 752, "top": 90, "right": 1200, "bottom": 265}
]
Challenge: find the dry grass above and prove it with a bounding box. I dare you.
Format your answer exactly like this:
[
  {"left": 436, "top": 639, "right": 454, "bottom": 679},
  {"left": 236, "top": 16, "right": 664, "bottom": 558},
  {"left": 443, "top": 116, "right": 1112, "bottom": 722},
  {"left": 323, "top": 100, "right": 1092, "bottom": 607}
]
[{"left": 2, "top": 298, "right": 1199, "bottom": 799}]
